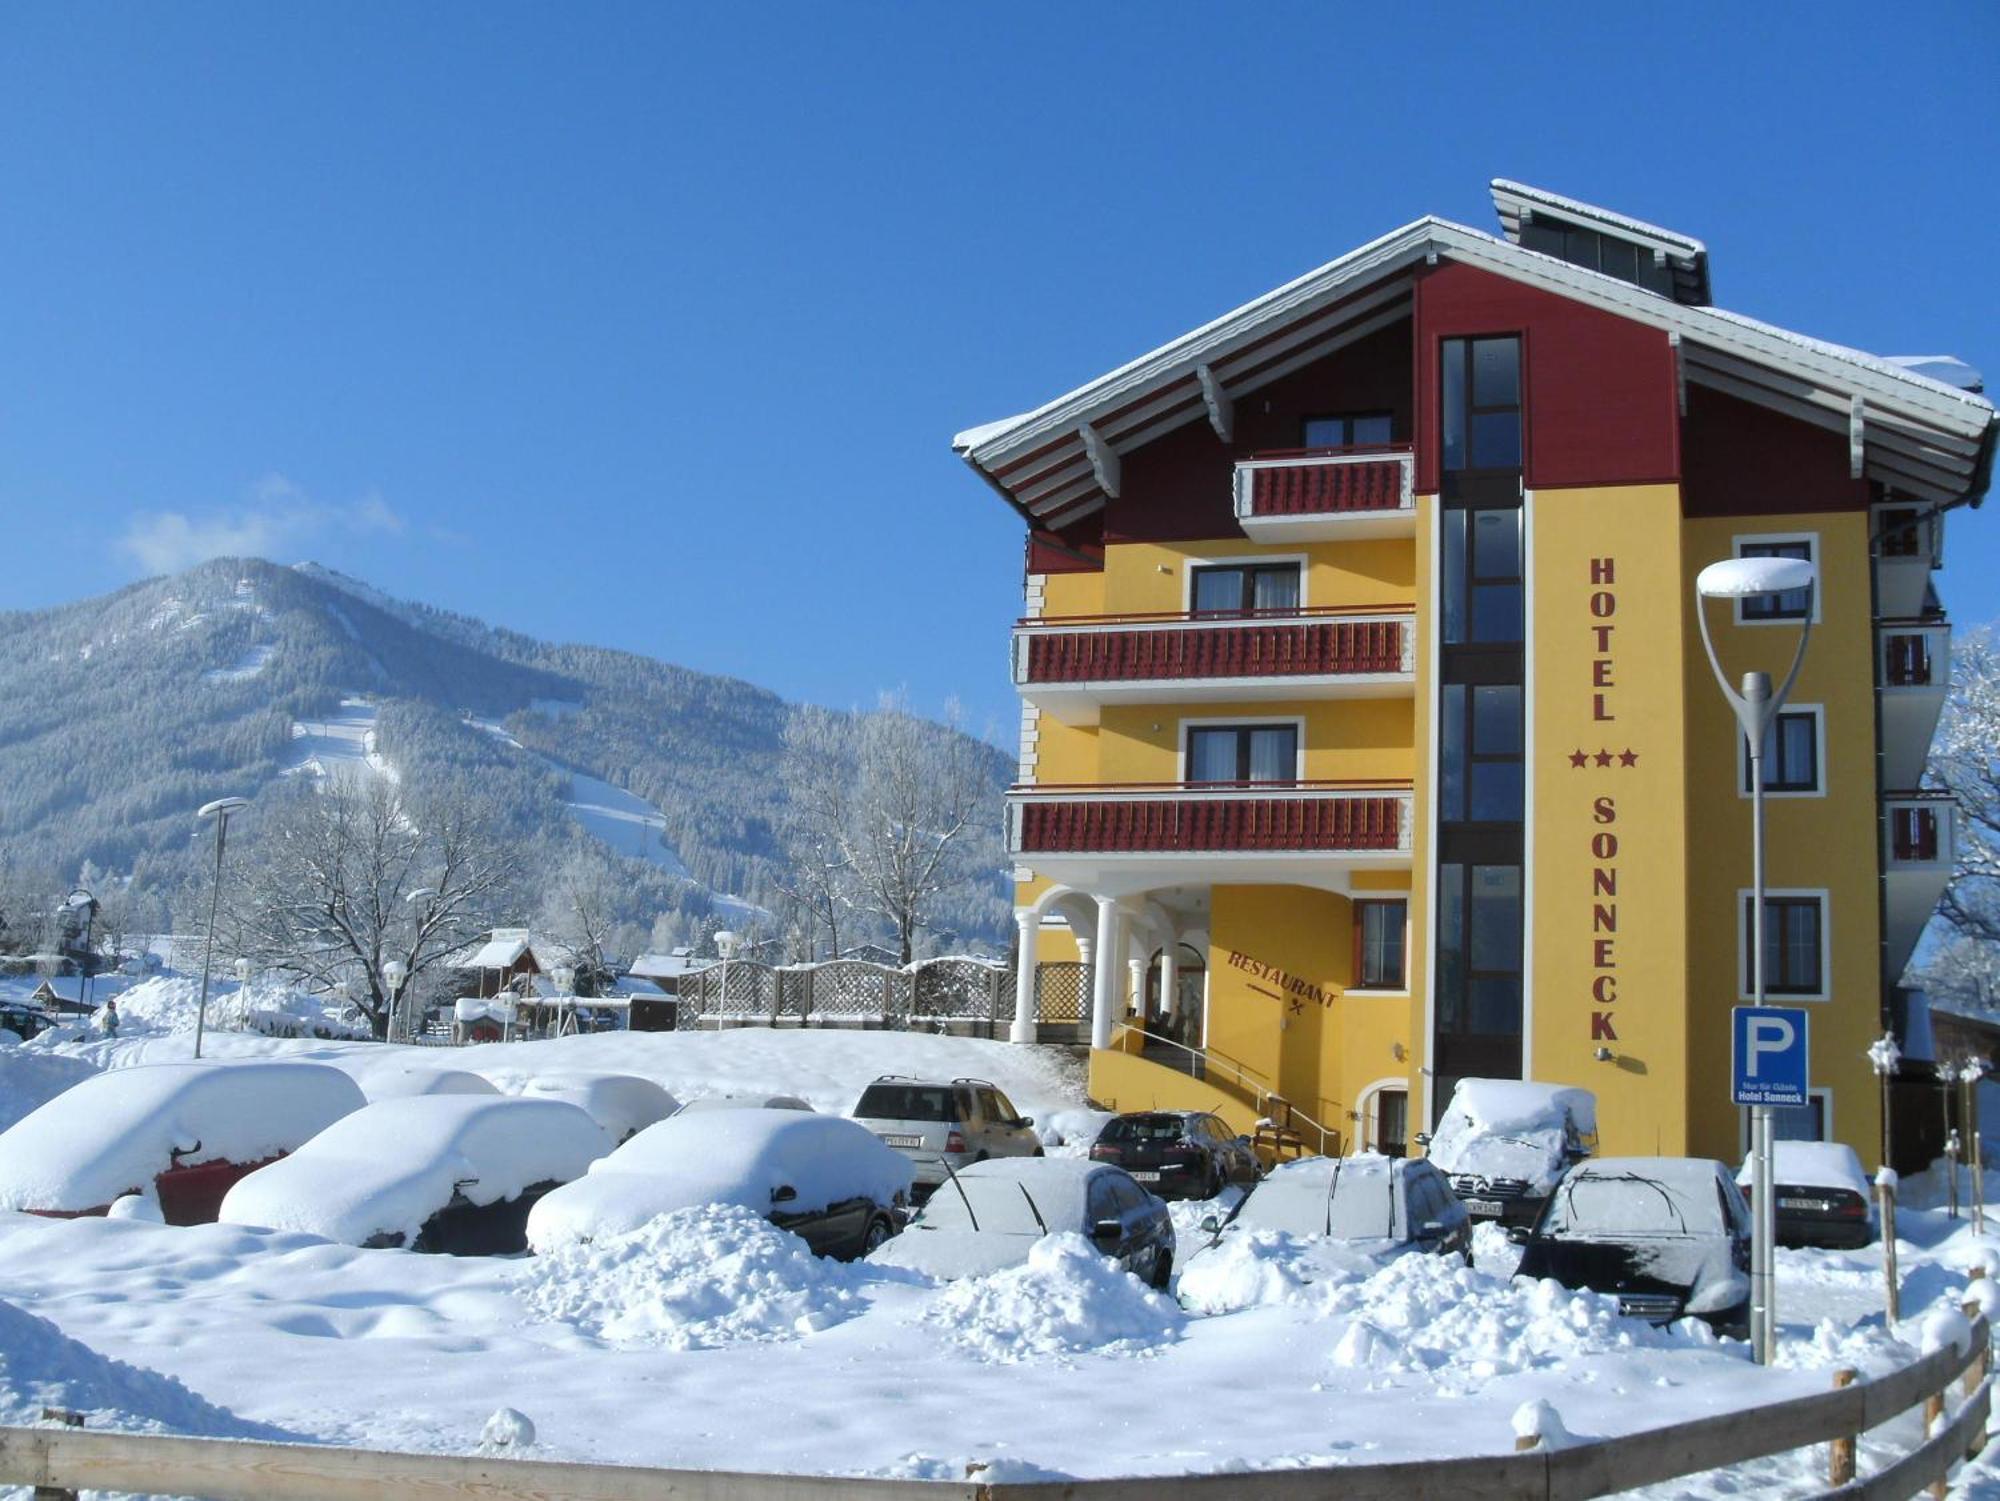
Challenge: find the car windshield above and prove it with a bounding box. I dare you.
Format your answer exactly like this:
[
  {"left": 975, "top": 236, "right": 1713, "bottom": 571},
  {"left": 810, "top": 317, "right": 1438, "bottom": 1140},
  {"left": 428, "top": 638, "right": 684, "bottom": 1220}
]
[
  {"left": 915, "top": 1175, "right": 1071, "bottom": 1235},
  {"left": 1236, "top": 1164, "right": 1395, "bottom": 1239},
  {"left": 1101, "top": 1115, "right": 1187, "bottom": 1143},
  {"left": 1539, "top": 1169, "right": 1721, "bottom": 1239},
  {"left": 855, "top": 1085, "right": 955, "bottom": 1121}
]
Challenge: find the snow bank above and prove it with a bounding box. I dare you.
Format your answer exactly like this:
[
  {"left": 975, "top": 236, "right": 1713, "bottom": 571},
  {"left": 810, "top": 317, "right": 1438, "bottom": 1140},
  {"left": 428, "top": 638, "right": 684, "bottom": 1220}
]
[
  {"left": 0, "top": 1049, "right": 98, "bottom": 1133},
  {"left": 1035, "top": 1108, "right": 1112, "bottom": 1155},
  {"left": 0, "top": 1062, "right": 366, "bottom": 1213},
  {"left": 528, "top": 1109, "right": 910, "bottom": 1249},
  {"left": 929, "top": 1233, "right": 1183, "bottom": 1362},
  {"left": 520, "top": 1204, "right": 870, "bottom": 1347},
  {"left": 220, "top": 1095, "right": 610, "bottom": 1246},
  {"left": 1178, "top": 1229, "right": 1392, "bottom": 1315},
  {"left": 112, "top": 975, "right": 363, "bottom": 1040},
  {"left": 0, "top": 1295, "right": 275, "bottom": 1437}
]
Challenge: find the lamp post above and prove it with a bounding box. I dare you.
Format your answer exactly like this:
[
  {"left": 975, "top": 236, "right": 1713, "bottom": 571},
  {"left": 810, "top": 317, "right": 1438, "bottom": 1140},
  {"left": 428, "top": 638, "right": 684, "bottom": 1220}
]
[
  {"left": 193, "top": 797, "right": 251, "bottom": 1060},
  {"left": 715, "top": 930, "right": 738, "bottom": 1019},
  {"left": 553, "top": 964, "right": 576, "bottom": 1038},
  {"left": 1868, "top": 1031, "right": 1901, "bottom": 1175},
  {"left": 233, "top": 956, "right": 252, "bottom": 1028},
  {"left": 1695, "top": 552, "right": 1816, "bottom": 1368},
  {"left": 383, "top": 958, "right": 406, "bottom": 1044}
]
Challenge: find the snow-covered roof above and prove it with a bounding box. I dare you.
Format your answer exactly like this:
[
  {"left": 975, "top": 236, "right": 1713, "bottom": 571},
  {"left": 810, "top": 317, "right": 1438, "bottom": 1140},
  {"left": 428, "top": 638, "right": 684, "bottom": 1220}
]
[
  {"left": 955, "top": 190, "right": 1996, "bottom": 527},
  {"left": 1886, "top": 356, "right": 1984, "bottom": 394},
  {"left": 456, "top": 929, "right": 533, "bottom": 971},
  {"left": 628, "top": 952, "right": 714, "bottom": 981},
  {"left": 219, "top": 1095, "right": 611, "bottom": 1247},
  {"left": 0, "top": 1062, "right": 367, "bottom": 1213}
]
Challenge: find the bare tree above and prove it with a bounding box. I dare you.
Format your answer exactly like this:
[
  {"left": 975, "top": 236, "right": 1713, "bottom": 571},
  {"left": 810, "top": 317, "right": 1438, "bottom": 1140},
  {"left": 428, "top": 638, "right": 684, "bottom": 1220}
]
[
  {"left": 538, "top": 845, "right": 622, "bottom": 994},
  {"left": 1933, "top": 626, "right": 2000, "bottom": 957},
  {"left": 775, "top": 707, "right": 857, "bottom": 962},
  {"left": 842, "top": 693, "right": 996, "bottom": 966},
  {"left": 230, "top": 777, "right": 519, "bottom": 1037}
]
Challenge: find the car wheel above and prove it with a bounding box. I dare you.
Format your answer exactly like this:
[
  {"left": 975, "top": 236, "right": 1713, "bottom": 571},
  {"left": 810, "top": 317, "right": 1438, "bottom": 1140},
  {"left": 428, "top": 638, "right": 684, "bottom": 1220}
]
[
  {"left": 860, "top": 1215, "right": 893, "bottom": 1256},
  {"left": 1148, "top": 1247, "right": 1173, "bottom": 1290},
  {"left": 1031, "top": 1146, "right": 1045, "bottom": 1158}
]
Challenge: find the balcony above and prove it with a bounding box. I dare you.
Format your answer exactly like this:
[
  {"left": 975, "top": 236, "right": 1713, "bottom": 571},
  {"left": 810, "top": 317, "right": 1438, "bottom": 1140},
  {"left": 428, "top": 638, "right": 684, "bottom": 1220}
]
[
  {"left": 1013, "top": 608, "right": 1414, "bottom": 725},
  {"left": 1873, "top": 504, "right": 1944, "bottom": 620},
  {"left": 1233, "top": 446, "right": 1416, "bottom": 543},
  {"left": 1884, "top": 793, "right": 1954, "bottom": 984},
  {"left": 1879, "top": 621, "right": 1950, "bottom": 789},
  {"left": 1007, "top": 780, "right": 1414, "bottom": 891}
]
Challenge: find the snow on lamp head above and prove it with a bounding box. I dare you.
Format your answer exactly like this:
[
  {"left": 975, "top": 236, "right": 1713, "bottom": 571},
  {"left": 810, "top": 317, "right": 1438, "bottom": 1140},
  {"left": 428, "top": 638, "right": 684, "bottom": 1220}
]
[
  {"left": 715, "top": 930, "right": 739, "bottom": 960},
  {"left": 1695, "top": 555, "right": 1817, "bottom": 600}
]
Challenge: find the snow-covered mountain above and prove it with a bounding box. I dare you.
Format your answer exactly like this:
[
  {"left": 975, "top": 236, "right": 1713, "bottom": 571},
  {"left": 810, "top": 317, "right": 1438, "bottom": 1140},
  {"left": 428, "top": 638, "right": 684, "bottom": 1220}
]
[{"left": 0, "top": 557, "right": 1010, "bottom": 946}]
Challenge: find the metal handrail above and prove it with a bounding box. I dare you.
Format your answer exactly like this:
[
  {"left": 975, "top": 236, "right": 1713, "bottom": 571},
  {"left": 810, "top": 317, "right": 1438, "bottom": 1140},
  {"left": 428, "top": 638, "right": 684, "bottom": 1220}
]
[
  {"left": 1014, "top": 602, "right": 1416, "bottom": 629},
  {"left": 1011, "top": 778, "right": 1413, "bottom": 795},
  {"left": 1111, "top": 1022, "right": 1340, "bottom": 1156}
]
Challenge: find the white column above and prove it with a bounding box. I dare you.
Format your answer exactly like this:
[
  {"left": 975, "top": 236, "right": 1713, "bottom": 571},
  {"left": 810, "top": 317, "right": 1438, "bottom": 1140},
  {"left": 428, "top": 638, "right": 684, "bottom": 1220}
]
[
  {"left": 1127, "top": 957, "right": 1145, "bottom": 1024},
  {"left": 1091, "top": 897, "right": 1121, "bottom": 1051},
  {"left": 1160, "top": 941, "right": 1180, "bottom": 1025},
  {"left": 1011, "top": 910, "right": 1039, "bottom": 1045}
]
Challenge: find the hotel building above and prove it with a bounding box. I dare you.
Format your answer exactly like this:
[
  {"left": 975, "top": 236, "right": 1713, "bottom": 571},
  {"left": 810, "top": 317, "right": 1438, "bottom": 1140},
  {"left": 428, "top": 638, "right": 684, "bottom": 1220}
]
[{"left": 956, "top": 181, "right": 1996, "bottom": 1169}]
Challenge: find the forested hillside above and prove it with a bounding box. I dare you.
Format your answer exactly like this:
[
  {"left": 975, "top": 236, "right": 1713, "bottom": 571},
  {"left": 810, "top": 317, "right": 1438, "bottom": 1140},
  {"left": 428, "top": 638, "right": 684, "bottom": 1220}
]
[{"left": 0, "top": 559, "right": 1012, "bottom": 956}]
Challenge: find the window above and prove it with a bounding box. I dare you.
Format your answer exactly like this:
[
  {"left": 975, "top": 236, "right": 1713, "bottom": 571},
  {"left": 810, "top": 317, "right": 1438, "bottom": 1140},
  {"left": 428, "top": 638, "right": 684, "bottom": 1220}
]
[
  {"left": 1737, "top": 539, "right": 1815, "bottom": 622},
  {"left": 1441, "top": 508, "right": 1524, "bottom": 644},
  {"left": 1354, "top": 899, "right": 1408, "bottom": 990},
  {"left": 1441, "top": 336, "right": 1522, "bottom": 474},
  {"left": 1878, "top": 506, "right": 1925, "bottom": 559},
  {"left": 1517, "top": 218, "right": 1676, "bottom": 297},
  {"left": 1773, "top": 1093, "right": 1828, "bottom": 1143},
  {"left": 1374, "top": 1087, "right": 1408, "bottom": 1159},
  {"left": 1436, "top": 863, "right": 1524, "bottom": 1036},
  {"left": 1740, "top": 893, "right": 1826, "bottom": 998},
  {"left": 1740, "top": 708, "right": 1821, "bottom": 795},
  {"left": 1190, "top": 561, "right": 1302, "bottom": 616},
  {"left": 1302, "top": 412, "right": 1393, "bottom": 449},
  {"left": 1186, "top": 723, "right": 1298, "bottom": 784},
  {"left": 1439, "top": 684, "right": 1524, "bottom": 821}
]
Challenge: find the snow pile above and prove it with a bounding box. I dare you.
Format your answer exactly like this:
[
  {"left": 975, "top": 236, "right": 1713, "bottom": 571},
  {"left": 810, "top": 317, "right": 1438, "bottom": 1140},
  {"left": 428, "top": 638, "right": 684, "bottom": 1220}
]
[
  {"left": 0, "top": 1295, "right": 274, "bottom": 1438},
  {"left": 520, "top": 1204, "right": 870, "bottom": 1348},
  {"left": 221, "top": 1095, "right": 610, "bottom": 1246},
  {"left": 1035, "top": 1108, "right": 1113, "bottom": 1155},
  {"left": 0, "top": 1062, "right": 367, "bottom": 1213},
  {"left": 111, "top": 974, "right": 364, "bottom": 1040},
  {"left": 929, "top": 1233, "right": 1183, "bottom": 1363},
  {"left": 1178, "top": 1228, "right": 1393, "bottom": 1316},
  {"left": 0, "top": 1049, "right": 98, "bottom": 1133},
  {"left": 528, "top": 1109, "right": 909, "bottom": 1249}
]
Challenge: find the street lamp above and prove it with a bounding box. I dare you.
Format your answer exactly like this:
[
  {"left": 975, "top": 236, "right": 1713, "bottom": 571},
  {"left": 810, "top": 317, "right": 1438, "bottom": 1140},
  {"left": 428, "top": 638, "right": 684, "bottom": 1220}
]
[
  {"left": 192, "top": 797, "right": 252, "bottom": 1060},
  {"left": 383, "top": 958, "right": 407, "bottom": 1043},
  {"left": 1868, "top": 1031, "right": 1902, "bottom": 1175},
  {"left": 552, "top": 964, "right": 576, "bottom": 1039},
  {"left": 1695, "top": 551, "right": 1816, "bottom": 1368},
  {"left": 714, "top": 931, "right": 738, "bottom": 1020},
  {"left": 233, "top": 956, "right": 251, "bottom": 1028}
]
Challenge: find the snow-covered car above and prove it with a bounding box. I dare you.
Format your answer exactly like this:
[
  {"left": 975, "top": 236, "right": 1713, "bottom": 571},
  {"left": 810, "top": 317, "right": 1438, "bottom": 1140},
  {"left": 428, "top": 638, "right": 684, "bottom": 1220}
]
[
  {"left": 674, "top": 1093, "right": 814, "bottom": 1114},
  {"left": 868, "top": 1156, "right": 1174, "bottom": 1286},
  {"left": 0, "top": 1000, "right": 56, "bottom": 1042},
  {"left": 0, "top": 1061, "right": 366, "bottom": 1224},
  {"left": 219, "top": 1094, "right": 611, "bottom": 1253},
  {"left": 337, "top": 1063, "right": 501, "bottom": 1101},
  {"left": 526, "top": 1108, "right": 910, "bottom": 1260},
  {"left": 848, "top": 1076, "right": 1040, "bottom": 1197},
  {"left": 1515, "top": 1156, "right": 1751, "bottom": 1336},
  {"left": 1183, "top": 1154, "right": 1471, "bottom": 1272},
  {"left": 1422, "top": 1078, "right": 1596, "bottom": 1227},
  {"left": 1735, "top": 1140, "right": 1875, "bottom": 1249},
  {"left": 519, "top": 1073, "right": 680, "bottom": 1143},
  {"left": 1087, "top": 1110, "right": 1260, "bottom": 1200}
]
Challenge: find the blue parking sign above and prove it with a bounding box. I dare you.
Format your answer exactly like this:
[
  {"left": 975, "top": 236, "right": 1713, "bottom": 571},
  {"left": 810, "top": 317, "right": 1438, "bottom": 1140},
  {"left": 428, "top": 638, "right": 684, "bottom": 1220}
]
[{"left": 1732, "top": 1006, "right": 1810, "bottom": 1108}]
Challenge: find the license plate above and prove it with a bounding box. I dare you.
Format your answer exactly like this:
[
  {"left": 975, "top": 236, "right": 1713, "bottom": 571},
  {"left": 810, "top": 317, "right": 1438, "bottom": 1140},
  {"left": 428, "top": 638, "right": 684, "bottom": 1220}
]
[
  {"left": 1130, "top": 1171, "right": 1161, "bottom": 1182},
  {"left": 879, "top": 1134, "right": 923, "bottom": 1149},
  {"left": 1465, "top": 1198, "right": 1504, "bottom": 1216},
  {"left": 1779, "top": 1197, "right": 1829, "bottom": 1211}
]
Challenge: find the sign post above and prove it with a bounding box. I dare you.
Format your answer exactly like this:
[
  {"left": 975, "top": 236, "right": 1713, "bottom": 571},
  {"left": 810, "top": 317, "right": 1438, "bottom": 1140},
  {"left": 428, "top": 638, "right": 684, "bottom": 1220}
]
[{"left": 1733, "top": 1004, "right": 1810, "bottom": 1363}]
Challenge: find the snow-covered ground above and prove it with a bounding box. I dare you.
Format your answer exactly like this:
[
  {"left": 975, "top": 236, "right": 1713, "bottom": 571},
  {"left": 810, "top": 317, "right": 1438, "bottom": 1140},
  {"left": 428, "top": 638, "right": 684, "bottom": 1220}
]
[
  {"left": 287, "top": 698, "right": 397, "bottom": 785},
  {"left": 1, "top": 1024, "right": 1997, "bottom": 1491}
]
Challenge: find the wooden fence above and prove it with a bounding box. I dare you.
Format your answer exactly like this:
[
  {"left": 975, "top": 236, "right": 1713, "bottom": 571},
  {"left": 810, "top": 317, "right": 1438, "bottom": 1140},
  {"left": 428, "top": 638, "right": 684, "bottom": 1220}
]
[
  {"left": 674, "top": 957, "right": 1012, "bottom": 1036},
  {"left": 1, "top": 1308, "right": 1988, "bottom": 1501}
]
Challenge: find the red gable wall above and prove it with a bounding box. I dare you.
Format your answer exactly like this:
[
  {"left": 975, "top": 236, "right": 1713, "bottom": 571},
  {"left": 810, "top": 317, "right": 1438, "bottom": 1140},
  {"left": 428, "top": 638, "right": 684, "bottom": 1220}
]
[
  {"left": 1412, "top": 261, "right": 1680, "bottom": 494},
  {"left": 1680, "top": 383, "right": 1869, "bottom": 517}
]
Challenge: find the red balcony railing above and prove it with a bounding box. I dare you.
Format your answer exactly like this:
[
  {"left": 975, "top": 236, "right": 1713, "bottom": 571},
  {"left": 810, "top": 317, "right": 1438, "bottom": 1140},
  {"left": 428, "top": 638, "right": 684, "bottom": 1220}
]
[
  {"left": 1015, "top": 609, "right": 1412, "bottom": 686},
  {"left": 1008, "top": 782, "right": 1411, "bottom": 856},
  {"left": 1234, "top": 446, "right": 1414, "bottom": 521}
]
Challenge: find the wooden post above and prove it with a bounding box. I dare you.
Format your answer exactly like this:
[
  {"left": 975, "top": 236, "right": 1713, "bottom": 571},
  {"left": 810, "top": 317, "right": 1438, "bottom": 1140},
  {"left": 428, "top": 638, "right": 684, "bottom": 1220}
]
[
  {"left": 1513, "top": 1434, "right": 1540, "bottom": 1453},
  {"left": 1828, "top": 1368, "right": 1858, "bottom": 1485},
  {"left": 1925, "top": 1390, "right": 1947, "bottom": 1501},
  {"left": 1962, "top": 1294, "right": 1990, "bottom": 1460},
  {"left": 1881, "top": 1175, "right": 1901, "bottom": 1324},
  {"left": 34, "top": 1408, "right": 82, "bottom": 1501}
]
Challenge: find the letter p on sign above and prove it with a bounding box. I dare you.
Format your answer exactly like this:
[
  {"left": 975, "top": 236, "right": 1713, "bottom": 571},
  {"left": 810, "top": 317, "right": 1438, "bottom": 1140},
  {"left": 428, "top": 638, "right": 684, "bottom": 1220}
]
[{"left": 1732, "top": 1006, "right": 1811, "bottom": 1108}]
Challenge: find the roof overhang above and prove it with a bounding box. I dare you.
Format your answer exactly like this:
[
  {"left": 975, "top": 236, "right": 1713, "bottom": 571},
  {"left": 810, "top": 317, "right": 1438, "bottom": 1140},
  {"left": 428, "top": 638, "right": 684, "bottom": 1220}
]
[{"left": 956, "top": 219, "right": 1996, "bottom": 524}]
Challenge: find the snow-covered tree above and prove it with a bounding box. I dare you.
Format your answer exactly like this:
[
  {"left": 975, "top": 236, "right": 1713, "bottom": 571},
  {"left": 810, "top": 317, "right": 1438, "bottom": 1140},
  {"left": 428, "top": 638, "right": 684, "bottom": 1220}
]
[
  {"left": 228, "top": 776, "right": 519, "bottom": 1037},
  {"left": 537, "top": 845, "right": 623, "bottom": 994},
  {"left": 775, "top": 707, "right": 857, "bottom": 962}
]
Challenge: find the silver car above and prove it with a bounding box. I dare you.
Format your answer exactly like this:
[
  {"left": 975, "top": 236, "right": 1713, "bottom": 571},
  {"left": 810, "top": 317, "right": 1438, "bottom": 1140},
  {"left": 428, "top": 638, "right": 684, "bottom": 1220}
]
[{"left": 849, "top": 1076, "right": 1041, "bottom": 1195}]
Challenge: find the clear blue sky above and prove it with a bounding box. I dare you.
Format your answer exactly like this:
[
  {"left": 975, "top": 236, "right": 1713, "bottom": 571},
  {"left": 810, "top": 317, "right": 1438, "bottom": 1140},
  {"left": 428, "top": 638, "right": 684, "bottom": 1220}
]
[{"left": 2, "top": 5, "right": 1995, "bottom": 738}]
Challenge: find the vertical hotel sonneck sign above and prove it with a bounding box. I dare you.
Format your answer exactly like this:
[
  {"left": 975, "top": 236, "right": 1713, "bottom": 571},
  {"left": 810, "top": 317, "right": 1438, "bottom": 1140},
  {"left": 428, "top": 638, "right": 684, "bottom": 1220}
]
[{"left": 1562, "top": 555, "right": 1644, "bottom": 1047}]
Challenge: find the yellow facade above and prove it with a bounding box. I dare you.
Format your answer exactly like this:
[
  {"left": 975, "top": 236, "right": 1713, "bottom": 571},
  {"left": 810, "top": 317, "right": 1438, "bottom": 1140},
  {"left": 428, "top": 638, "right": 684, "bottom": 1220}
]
[{"left": 1031, "top": 485, "right": 1903, "bottom": 1170}]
